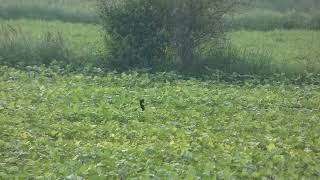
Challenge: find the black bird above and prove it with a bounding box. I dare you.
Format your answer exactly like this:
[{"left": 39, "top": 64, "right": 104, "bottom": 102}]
[{"left": 140, "top": 99, "right": 145, "bottom": 111}]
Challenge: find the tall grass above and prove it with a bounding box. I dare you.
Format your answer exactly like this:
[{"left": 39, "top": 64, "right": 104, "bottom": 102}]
[
  {"left": 0, "top": 20, "right": 107, "bottom": 69},
  {"left": 0, "top": 23, "right": 100, "bottom": 69},
  {"left": 0, "top": 24, "right": 71, "bottom": 66},
  {"left": 197, "top": 41, "right": 275, "bottom": 76}
]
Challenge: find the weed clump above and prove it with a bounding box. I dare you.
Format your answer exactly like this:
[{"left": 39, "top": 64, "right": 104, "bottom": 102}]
[
  {"left": 0, "top": 24, "right": 70, "bottom": 66},
  {"left": 0, "top": 0, "right": 98, "bottom": 23}
]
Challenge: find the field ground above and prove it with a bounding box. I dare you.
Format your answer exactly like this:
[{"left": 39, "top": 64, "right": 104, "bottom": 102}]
[{"left": 0, "top": 66, "right": 319, "bottom": 178}]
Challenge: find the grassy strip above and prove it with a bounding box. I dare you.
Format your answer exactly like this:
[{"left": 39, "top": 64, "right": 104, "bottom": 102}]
[{"left": 1, "top": 19, "right": 320, "bottom": 76}]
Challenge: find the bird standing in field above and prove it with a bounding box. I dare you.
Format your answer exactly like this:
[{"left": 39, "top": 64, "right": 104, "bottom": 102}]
[{"left": 140, "top": 99, "right": 145, "bottom": 111}]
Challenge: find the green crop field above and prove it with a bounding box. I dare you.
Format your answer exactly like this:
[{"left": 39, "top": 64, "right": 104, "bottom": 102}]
[
  {"left": 0, "top": 66, "right": 319, "bottom": 178},
  {"left": 1, "top": 0, "right": 320, "bottom": 179}
]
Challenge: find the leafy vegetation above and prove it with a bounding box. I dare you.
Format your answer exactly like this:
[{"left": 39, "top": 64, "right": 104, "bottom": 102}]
[
  {"left": 0, "top": 66, "right": 319, "bottom": 178},
  {"left": 98, "top": 0, "right": 169, "bottom": 69},
  {"left": 98, "top": 0, "right": 245, "bottom": 69}
]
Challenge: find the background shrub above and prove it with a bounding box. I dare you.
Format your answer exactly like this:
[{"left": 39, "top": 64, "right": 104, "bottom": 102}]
[
  {"left": 98, "top": 0, "right": 169, "bottom": 70},
  {"left": 99, "top": 0, "right": 245, "bottom": 71}
]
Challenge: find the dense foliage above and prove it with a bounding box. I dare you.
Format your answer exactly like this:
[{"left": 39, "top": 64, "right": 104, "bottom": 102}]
[
  {"left": 98, "top": 0, "right": 244, "bottom": 69},
  {"left": 98, "top": 0, "right": 169, "bottom": 69}
]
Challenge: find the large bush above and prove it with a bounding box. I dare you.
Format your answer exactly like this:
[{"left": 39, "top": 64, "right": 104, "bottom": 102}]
[
  {"left": 99, "top": 0, "right": 243, "bottom": 70},
  {"left": 98, "top": 0, "right": 168, "bottom": 69}
]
